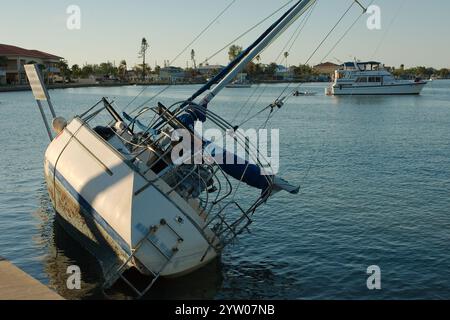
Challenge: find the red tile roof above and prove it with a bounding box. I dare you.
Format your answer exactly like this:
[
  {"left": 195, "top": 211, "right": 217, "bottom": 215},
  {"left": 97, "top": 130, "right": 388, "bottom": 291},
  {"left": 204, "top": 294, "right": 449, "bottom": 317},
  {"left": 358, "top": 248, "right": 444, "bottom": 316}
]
[
  {"left": 0, "top": 44, "right": 62, "bottom": 60},
  {"left": 314, "top": 62, "right": 339, "bottom": 68}
]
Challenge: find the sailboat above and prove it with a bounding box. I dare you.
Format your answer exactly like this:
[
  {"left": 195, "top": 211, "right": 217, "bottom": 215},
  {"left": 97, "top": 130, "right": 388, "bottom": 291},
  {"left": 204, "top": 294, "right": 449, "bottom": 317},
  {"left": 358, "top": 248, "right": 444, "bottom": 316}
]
[{"left": 25, "top": 0, "right": 316, "bottom": 298}]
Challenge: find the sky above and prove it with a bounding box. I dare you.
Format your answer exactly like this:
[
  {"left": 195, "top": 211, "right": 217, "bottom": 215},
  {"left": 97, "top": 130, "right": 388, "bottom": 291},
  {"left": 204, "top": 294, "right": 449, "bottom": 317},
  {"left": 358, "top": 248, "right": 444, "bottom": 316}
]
[{"left": 1, "top": 0, "right": 450, "bottom": 69}]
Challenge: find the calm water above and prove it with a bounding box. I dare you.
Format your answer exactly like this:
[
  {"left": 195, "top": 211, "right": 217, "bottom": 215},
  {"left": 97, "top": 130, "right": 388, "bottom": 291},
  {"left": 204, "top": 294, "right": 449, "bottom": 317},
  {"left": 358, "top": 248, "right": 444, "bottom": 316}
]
[{"left": 1, "top": 81, "right": 450, "bottom": 300}]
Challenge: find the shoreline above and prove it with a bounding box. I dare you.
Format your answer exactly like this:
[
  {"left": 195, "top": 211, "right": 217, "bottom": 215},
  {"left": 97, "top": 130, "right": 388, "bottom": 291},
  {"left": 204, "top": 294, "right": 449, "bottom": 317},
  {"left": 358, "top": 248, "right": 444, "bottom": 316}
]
[{"left": 0, "top": 79, "right": 329, "bottom": 93}]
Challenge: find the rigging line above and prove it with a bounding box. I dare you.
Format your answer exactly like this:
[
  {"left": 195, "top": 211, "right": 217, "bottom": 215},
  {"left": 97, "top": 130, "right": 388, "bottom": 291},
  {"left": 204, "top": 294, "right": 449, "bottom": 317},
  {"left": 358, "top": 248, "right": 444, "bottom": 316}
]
[
  {"left": 252, "top": 0, "right": 317, "bottom": 71},
  {"left": 198, "top": 0, "right": 295, "bottom": 66},
  {"left": 232, "top": 3, "right": 316, "bottom": 129},
  {"left": 279, "top": 0, "right": 358, "bottom": 102},
  {"left": 287, "top": 1, "right": 316, "bottom": 54},
  {"left": 230, "top": 7, "right": 308, "bottom": 126},
  {"left": 123, "top": 0, "right": 237, "bottom": 113},
  {"left": 371, "top": 0, "right": 405, "bottom": 59},
  {"left": 128, "top": 84, "right": 172, "bottom": 116},
  {"left": 171, "top": 0, "right": 237, "bottom": 66},
  {"left": 275, "top": 0, "right": 317, "bottom": 63},
  {"left": 241, "top": 85, "right": 270, "bottom": 125},
  {"left": 230, "top": 84, "right": 262, "bottom": 124},
  {"left": 297, "top": 139, "right": 327, "bottom": 196},
  {"left": 268, "top": 1, "right": 317, "bottom": 104},
  {"left": 280, "top": 5, "right": 370, "bottom": 190},
  {"left": 238, "top": 102, "right": 273, "bottom": 128},
  {"left": 321, "top": 0, "right": 375, "bottom": 63}
]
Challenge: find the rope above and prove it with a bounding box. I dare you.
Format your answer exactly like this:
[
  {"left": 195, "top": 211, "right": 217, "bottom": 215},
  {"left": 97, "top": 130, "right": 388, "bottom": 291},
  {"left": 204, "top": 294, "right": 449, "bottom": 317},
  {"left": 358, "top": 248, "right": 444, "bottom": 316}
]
[
  {"left": 230, "top": 84, "right": 262, "bottom": 124},
  {"left": 274, "top": 0, "right": 317, "bottom": 63},
  {"left": 228, "top": 2, "right": 316, "bottom": 128},
  {"left": 277, "top": 0, "right": 357, "bottom": 101},
  {"left": 371, "top": 0, "right": 404, "bottom": 59},
  {"left": 321, "top": 0, "right": 376, "bottom": 63},
  {"left": 198, "top": 0, "right": 296, "bottom": 67},
  {"left": 226, "top": 0, "right": 368, "bottom": 194},
  {"left": 236, "top": 0, "right": 356, "bottom": 128}
]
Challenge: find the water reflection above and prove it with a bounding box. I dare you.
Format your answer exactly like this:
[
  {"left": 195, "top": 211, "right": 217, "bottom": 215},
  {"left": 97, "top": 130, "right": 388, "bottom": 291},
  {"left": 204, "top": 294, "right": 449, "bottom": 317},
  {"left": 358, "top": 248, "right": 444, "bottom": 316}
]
[{"left": 34, "top": 185, "right": 224, "bottom": 300}]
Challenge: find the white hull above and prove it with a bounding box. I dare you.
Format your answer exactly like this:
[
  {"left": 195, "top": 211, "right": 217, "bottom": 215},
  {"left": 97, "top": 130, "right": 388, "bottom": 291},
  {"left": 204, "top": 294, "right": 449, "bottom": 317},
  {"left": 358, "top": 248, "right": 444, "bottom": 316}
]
[
  {"left": 44, "top": 118, "right": 219, "bottom": 286},
  {"left": 330, "top": 81, "right": 427, "bottom": 95}
]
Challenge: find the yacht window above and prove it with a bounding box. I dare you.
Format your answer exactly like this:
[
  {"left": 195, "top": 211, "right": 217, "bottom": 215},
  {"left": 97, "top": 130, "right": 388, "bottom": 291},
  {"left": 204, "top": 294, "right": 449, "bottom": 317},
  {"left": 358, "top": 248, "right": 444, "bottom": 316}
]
[
  {"left": 356, "top": 77, "right": 367, "bottom": 83},
  {"left": 368, "top": 77, "right": 381, "bottom": 83}
]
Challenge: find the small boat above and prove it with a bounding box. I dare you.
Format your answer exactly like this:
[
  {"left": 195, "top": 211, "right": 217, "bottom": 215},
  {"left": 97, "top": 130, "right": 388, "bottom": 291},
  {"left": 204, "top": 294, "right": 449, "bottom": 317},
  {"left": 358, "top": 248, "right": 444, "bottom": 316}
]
[
  {"left": 326, "top": 61, "right": 428, "bottom": 96},
  {"left": 293, "top": 90, "right": 316, "bottom": 96},
  {"left": 25, "top": 0, "right": 315, "bottom": 298}
]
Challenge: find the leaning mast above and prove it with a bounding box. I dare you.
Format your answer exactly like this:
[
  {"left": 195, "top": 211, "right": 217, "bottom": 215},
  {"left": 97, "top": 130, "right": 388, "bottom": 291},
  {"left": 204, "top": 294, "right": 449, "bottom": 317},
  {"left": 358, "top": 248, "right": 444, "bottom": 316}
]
[{"left": 188, "top": 0, "right": 317, "bottom": 107}]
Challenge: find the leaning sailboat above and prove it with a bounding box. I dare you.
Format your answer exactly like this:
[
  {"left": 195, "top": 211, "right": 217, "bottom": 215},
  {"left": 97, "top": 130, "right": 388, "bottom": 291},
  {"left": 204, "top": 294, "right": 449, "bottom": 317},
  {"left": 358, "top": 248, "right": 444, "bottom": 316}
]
[{"left": 26, "top": 0, "right": 316, "bottom": 298}]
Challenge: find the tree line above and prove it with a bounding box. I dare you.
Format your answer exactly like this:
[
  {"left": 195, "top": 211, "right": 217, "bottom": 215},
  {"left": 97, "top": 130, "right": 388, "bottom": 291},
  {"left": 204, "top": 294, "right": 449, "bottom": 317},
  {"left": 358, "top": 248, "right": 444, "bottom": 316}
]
[
  {"left": 52, "top": 41, "right": 450, "bottom": 82},
  {"left": 391, "top": 65, "right": 449, "bottom": 79}
]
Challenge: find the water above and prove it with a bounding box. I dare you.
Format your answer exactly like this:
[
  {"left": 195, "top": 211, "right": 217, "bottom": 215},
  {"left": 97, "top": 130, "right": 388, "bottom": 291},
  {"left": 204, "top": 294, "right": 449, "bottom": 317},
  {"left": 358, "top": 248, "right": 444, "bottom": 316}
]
[{"left": 1, "top": 81, "right": 450, "bottom": 300}]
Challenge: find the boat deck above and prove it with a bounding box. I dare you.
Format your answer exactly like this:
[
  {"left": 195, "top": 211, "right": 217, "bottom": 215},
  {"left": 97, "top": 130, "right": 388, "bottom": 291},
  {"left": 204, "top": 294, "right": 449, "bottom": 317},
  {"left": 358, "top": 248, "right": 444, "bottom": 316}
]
[{"left": 0, "top": 257, "right": 64, "bottom": 300}]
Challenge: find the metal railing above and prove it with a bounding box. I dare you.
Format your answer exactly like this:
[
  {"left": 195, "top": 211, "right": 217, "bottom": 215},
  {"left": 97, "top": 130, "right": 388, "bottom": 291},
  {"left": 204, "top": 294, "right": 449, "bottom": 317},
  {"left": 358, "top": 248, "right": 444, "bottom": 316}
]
[{"left": 80, "top": 98, "right": 275, "bottom": 252}]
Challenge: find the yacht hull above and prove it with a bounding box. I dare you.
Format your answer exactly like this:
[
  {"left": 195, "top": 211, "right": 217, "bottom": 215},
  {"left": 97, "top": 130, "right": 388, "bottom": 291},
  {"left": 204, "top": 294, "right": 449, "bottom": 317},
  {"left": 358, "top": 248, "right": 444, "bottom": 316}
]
[
  {"left": 44, "top": 118, "right": 219, "bottom": 287},
  {"left": 331, "top": 82, "right": 427, "bottom": 96}
]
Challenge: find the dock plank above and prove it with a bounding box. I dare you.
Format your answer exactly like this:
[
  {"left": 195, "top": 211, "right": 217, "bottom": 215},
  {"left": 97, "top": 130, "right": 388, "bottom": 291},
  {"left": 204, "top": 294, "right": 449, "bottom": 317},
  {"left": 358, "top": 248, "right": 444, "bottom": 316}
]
[{"left": 0, "top": 257, "right": 64, "bottom": 300}]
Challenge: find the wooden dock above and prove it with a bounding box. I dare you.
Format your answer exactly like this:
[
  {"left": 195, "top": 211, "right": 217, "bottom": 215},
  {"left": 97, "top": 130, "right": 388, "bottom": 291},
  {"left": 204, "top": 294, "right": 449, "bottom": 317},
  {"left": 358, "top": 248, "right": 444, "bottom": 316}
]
[{"left": 0, "top": 257, "right": 64, "bottom": 300}]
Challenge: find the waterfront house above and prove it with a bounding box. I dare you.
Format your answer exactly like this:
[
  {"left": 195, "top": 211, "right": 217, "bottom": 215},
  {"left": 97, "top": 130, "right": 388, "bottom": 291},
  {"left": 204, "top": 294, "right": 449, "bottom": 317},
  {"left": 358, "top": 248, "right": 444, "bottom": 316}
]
[
  {"left": 313, "top": 62, "right": 339, "bottom": 76},
  {"left": 275, "top": 65, "right": 294, "bottom": 81},
  {"left": 159, "top": 66, "right": 186, "bottom": 83},
  {"left": 0, "top": 44, "right": 63, "bottom": 85},
  {"left": 197, "top": 64, "right": 226, "bottom": 78}
]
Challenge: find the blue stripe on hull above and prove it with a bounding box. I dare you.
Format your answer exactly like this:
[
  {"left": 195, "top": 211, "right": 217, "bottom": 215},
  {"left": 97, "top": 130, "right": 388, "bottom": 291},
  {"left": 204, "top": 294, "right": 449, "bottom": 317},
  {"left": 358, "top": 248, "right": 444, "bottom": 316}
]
[{"left": 48, "top": 164, "right": 131, "bottom": 255}]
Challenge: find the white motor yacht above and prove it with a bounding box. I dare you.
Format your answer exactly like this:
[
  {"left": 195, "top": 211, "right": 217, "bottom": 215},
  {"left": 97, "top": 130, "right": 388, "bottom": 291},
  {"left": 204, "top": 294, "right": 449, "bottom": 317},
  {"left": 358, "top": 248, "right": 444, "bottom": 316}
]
[{"left": 326, "top": 61, "right": 427, "bottom": 96}]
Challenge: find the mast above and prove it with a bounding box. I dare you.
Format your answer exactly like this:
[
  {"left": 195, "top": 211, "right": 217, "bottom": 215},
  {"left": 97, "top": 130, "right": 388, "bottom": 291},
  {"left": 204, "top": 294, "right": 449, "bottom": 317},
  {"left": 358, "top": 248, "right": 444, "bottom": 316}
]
[{"left": 195, "top": 0, "right": 316, "bottom": 106}]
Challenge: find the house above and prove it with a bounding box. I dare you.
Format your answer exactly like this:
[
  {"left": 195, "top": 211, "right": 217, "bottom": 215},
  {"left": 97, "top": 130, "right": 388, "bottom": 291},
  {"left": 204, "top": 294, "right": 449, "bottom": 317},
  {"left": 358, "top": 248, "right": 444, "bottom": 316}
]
[
  {"left": 197, "top": 64, "right": 225, "bottom": 78},
  {"left": 159, "top": 66, "right": 186, "bottom": 83},
  {"left": 313, "top": 62, "right": 339, "bottom": 76},
  {"left": 126, "top": 69, "right": 142, "bottom": 83},
  {"left": 0, "top": 44, "right": 63, "bottom": 85},
  {"left": 275, "top": 65, "right": 294, "bottom": 80}
]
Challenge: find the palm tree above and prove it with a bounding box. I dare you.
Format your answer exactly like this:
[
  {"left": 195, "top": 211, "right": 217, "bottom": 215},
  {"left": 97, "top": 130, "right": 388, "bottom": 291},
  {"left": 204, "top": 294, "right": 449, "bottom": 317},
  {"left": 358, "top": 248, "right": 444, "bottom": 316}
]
[
  {"left": 191, "top": 49, "right": 197, "bottom": 70},
  {"left": 118, "top": 60, "right": 127, "bottom": 81},
  {"left": 139, "top": 38, "right": 149, "bottom": 81},
  {"left": 58, "top": 59, "right": 71, "bottom": 82},
  {"left": 71, "top": 64, "right": 82, "bottom": 79},
  {"left": 284, "top": 52, "right": 289, "bottom": 68},
  {"left": 228, "top": 45, "right": 243, "bottom": 62}
]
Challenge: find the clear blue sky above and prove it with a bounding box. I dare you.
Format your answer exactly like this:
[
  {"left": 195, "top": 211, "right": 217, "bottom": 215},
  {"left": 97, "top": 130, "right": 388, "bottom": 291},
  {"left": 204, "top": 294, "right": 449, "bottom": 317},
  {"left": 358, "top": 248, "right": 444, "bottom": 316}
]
[{"left": 2, "top": 0, "right": 449, "bottom": 69}]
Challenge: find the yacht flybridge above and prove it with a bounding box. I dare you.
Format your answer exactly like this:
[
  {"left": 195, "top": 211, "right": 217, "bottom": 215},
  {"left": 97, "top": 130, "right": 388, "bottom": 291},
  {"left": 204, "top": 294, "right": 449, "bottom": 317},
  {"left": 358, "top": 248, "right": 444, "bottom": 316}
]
[
  {"left": 25, "top": 0, "right": 317, "bottom": 298},
  {"left": 326, "top": 61, "right": 428, "bottom": 95}
]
